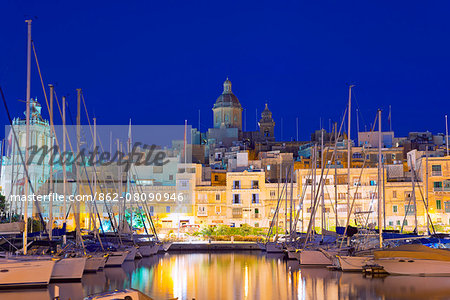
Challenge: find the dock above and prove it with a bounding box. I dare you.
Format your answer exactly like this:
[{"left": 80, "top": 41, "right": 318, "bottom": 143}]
[{"left": 168, "top": 242, "right": 263, "bottom": 251}]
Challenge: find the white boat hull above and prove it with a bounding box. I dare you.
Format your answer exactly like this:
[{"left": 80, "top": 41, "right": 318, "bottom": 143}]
[
  {"left": 138, "top": 244, "right": 159, "bottom": 256},
  {"left": 105, "top": 251, "right": 128, "bottom": 267},
  {"left": 0, "top": 259, "right": 55, "bottom": 287},
  {"left": 52, "top": 257, "right": 87, "bottom": 280},
  {"left": 337, "top": 256, "right": 372, "bottom": 271},
  {"left": 299, "top": 250, "right": 332, "bottom": 266},
  {"left": 124, "top": 247, "right": 138, "bottom": 261},
  {"left": 85, "top": 256, "right": 106, "bottom": 272},
  {"left": 266, "top": 242, "right": 284, "bottom": 253},
  {"left": 375, "top": 258, "right": 450, "bottom": 276}
]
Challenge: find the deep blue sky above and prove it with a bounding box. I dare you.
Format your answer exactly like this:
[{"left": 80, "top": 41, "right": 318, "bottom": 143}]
[{"left": 1, "top": 1, "right": 450, "bottom": 142}]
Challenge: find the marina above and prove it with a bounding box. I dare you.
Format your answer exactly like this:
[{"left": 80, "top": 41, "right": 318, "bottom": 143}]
[
  {"left": 1, "top": 2, "right": 450, "bottom": 299},
  {"left": 2, "top": 252, "right": 450, "bottom": 299}
]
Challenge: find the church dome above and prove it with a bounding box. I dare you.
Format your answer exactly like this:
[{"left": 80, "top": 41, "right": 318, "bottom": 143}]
[{"left": 213, "top": 78, "right": 242, "bottom": 109}]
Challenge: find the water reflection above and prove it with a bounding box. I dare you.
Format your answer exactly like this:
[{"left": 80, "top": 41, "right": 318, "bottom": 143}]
[{"left": 2, "top": 252, "right": 450, "bottom": 299}]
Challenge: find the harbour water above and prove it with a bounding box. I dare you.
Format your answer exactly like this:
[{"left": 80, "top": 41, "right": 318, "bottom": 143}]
[{"left": 2, "top": 251, "right": 450, "bottom": 300}]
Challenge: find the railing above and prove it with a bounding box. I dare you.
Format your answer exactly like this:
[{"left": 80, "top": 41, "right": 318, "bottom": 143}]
[{"left": 197, "top": 210, "right": 207, "bottom": 217}]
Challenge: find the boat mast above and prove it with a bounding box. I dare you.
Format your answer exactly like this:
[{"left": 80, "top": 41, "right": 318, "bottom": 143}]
[
  {"left": 321, "top": 128, "right": 325, "bottom": 241},
  {"left": 23, "top": 19, "right": 32, "bottom": 255},
  {"left": 446, "top": 115, "right": 449, "bottom": 156},
  {"left": 62, "top": 96, "right": 67, "bottom": 244},
  {"left": 377, "top": 109, "right": 383, "bottom": 248},
  {"left": 92, "top": 117, "right": 97, "bottom": 232},
  {"left": 76, "top": 88, "right": 82, "bottom": 245},
  {"left": 411, "top": 158, "right": 418, "bottom": 234},
  {"left": 334, "top": 123, "right": 338, "bottom": 229},
  {"left": 48, "top": 84, "right": 54, "bottom": 240},
  {"left": 347, "top": 85, "right": 353, "bottom": 225},
  {"left": 425, "top": 145, "right": 429, "bottom": 234}
]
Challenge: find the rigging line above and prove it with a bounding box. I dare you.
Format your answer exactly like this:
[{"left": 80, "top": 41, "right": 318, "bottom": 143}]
[
  {"left": 130, "top": 164, "right": 159, "bottom": 240},
  {"left": 0, "top": 86, "right": 47, "bottom": 232},
  {"left": 410, "top": 163, "right": 436, "bottom": 235},
  {"left": 339, "top": 112, "right": 378, "bottom": 248},
  {"left": 303, "top": 107, "right": 347, "bottom": 248},
  {"left": 61, "top": 92, "right": 117, "bottom": 242},
  {"left": 351, "top": 89, "right": 369, "bottom": 133}
]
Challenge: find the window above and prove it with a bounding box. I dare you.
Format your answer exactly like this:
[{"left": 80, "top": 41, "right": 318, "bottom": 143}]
[
  {"left": 404, "top": 204, "right": 415, "bottom": 215},
  {"left": 354, "top": 192, "right": 362, "bottom": 199},
  {"left": 232, "top": 208, "right": 242, "bottom": 218},
  {"left": 166, "top": 206, "right": 171, "bottom": 213},
  {"left": 252, "top": 194, "right": 259, "bottom": 204},
  {"left": 432, "top": 165, "right": 442, "bottom": 176},
  {"left": 153, "top": 165, "right": 163, "bottom": 173},
  {"left": 252, "top": 180, "right": 259, "bottom": 189},
  {"left": 396, "top": 220, "right": 401, "bottom": 226},
  {"left": 369, "top": 180, "right": 377, "bottom": 186},
  {"left": 393, "top": 205, "right": 398, "bottom": 213},
  {"left": 149, "top": 206, "right": 154, "bottom": 216},
  {"left": 445, "top": 180, "right": 450, "bottom": 191},
  {"left": 437, "top": 200, "right": 442, "bottom": 210},
  {"left": 270, "top": 190, "right": 276, "bottom": 197},
  {"left": 215, "top": 193, "right": 221, "bottom": 201},
  {"left": 352, "top": 152, "right": 362, "bottom": 159},
  {"left": 169, "top": 175, "right": 174, "bottom": 180},
  {"left": 233, "top": 180, "right": 240, "bottom": 189},
  {"left": 369, "top": 192, "right": 378, "bottom": 199},
  {"left": 445, "top": 201, "right": 450, "bottom": 213},
  {"left": 214, "top": 175, "right": 219, "bottom": 181},
  {"left": 267, "top": 165, "right": 271, "bottom": 171},
  {"left": 338, "top": 193, "right": 346, "bottom": 200},
  {"left": 215, "top": 206, "right": 221, "bottom": 214},
  {"left": 233, "top": 194, "right": 241, "bottom": 204},
  {"left": 198, "top": 206, "right": 206, "bottom": 215},
  {"left": 179, "top": 180, "right": 189, "bottom": 190},
  {"left": 403, "top": 220, "right": 408, "bottom": 226},
  {"left": 434, "top": 181, "right": 443, "bottom": 191},
  {"left": 393, "top": 191, "right": 397, "bottom": 198},
  {"left": 389, "top": 221, "right": 393, "bottom": 226}
]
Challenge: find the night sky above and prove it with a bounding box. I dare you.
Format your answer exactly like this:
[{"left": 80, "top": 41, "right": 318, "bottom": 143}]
[{"left": 1, "top": 1, "right": 450, "bottom": 142}]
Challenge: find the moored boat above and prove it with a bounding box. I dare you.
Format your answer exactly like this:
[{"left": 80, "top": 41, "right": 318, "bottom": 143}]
[
  {"left": 0, "top": 258, "right": 55, "bottom": 287},
  {"left": 336, "top": 255, "right": 373, "bottom": 271},
  {"left": 265, "top": 242, "right": 284, "bottom": 253},
  {"left": 374, "top": 244, "right": 450, "bottom": 276},
  {"left": 84, "top": 255, "right": 106, "bottom": 272},
  {"left": 104, "top": 251, "right": 128, "bottom": 267}
]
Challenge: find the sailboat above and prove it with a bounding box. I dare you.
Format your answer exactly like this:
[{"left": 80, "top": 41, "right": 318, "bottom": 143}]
[
  {"left": 374, "top": 244, "right": 450, "bottom": 276},
  {"left": 0, "top": 258, "right": 55, "bottom": 287}
]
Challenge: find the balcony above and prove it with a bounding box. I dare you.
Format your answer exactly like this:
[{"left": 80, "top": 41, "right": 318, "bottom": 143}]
[
  {"left": 197, "top": 209, "right": 207, "bottom": 217},
  {"left": 432, "top": 171, "right": 443, "bottom": 177}
]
